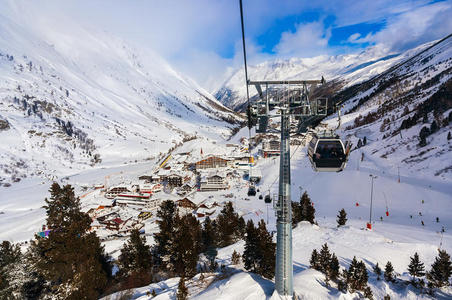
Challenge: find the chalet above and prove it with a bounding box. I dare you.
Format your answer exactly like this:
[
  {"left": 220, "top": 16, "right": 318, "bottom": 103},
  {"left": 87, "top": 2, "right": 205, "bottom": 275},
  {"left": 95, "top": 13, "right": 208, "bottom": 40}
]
[
  {"left": 114, "top": 193, "right": 151, "bottom": 208},
  {"left": 168, "top": 174, "right": 183, "bottom": 187},
  {"left": 105, "top": 186, "right": 132, "bottom": 199},
  {"left": 139, "top": 183, "right": 154, "bottom": 194},
  {"left": 180, "top": 182, "right": 194, "bottom": 193},
  {"left": 104, "top": 217, "right": 124, "bottom": 231},
  {"left": 176, "top": 198, "right": 197, "bottom": 209},
  {"left": 200, "top": 171, "right": 228, "bottom": 192},
  {"left": 138, "top": 175, "right": 153, "bottom": 182},
  {"left": 261, "top": 139, "right": 280, "bottom": 157},
  {"left": 195, "top": 155, "right": 231, "bottom": 170}
]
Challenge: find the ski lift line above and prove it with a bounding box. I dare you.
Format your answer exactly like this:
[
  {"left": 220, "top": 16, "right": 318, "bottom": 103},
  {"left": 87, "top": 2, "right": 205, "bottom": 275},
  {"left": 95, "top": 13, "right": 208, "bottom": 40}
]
[{"left": 239, "top": 0, "right": 253, "bottom": 179}]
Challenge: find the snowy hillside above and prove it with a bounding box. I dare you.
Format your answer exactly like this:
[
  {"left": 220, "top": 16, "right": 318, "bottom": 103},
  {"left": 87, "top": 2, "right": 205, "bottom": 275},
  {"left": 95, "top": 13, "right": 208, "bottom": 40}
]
[
  {"left": 215, "top": 42, "right": 433, "bottom": 111},
  {"left": 0, "top": 5, "right": 243, "bottom": 187},
  {"left": 331, "top": 34, "right": 452, "bottom": 180}
]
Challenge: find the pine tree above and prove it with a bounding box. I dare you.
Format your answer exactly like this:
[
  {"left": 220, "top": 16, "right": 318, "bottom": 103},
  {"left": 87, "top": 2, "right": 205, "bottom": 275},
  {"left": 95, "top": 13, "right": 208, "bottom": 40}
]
[
  {"left": 243, "top": 220, "right": 259, "bottom": 273},
  {"left": 237, "top": 216, "right": 246, "bottom": 239},
  {"left": 427, "top": 249, "right": 452, "bottom": 288},
  {"left": 291, "top": 201, "right": 301, "bottom": 227},
  {"left": 155, "top": 200, "right": 177, "bottom": 268},
  {"left": 0, "top": 241, "right": 22, "bottom": 299},
  {"left": 356, "top": 261, "right": 369, "bottom": 291},
  {"left": 118, "top": 229, "right": 153, "bottom": 286},
  {"left": 170, "top": 214, "right": 202, "bottom": 277},
  {"left": 363, "top": 136, "right": 367, "bottom": 146},
  {"left": 337, "top": 208, "right": 347, "bottom": 227},
  {"left": 337, "top": 269, "right": 349, "bottom": 293},
  {"left": 30, "top": 183, "right": 111, "bottom": 299},
  {"left": 373, "top": 263, "right": 382, "bottom": 280},
  {"left": 346, "top": 257, "right": 369, "bottom": 292},
  {"left": 430, "top": 120, "right": 438, "bottom": 133},
  {"left": 201, "top": 216, "right": 216, "bottom": 252},
  {"left": 357, "top": 139, "right": 363, "bottom": 148},
  {"left": 300, "top": 191, "right": 315, "bottom": 224},
  {"left": 231, "top": 250, "right": 241, "bottom": 265},
  {"left": 408, "top": 252, "right": 425, "bottom": 284},
  {"left": 447, "top": 132, "right": 451, "bottom": 141},
  {"left": 176, "top": 276, "right": 188, "bottom": 300},
  {"left": 310, "top": 249, "right": 319, "bottom": 270},
  {"left": 363, "top": 286, "right": 374, "bottom": 300},
  {"left": 256, "top": 220, "right": 275, "bottom": 279},
  {"left": 217, "top": 202, "right": 241, "bottom": 247},
  {"left": 329, "top": 253, "right": 340, "bottom": 281},
  {"left": 318, "top": 243, "right": 332, "bottom": 274},
  {"left": 384, "top": 261, "right": 395, "bottom": 282}
]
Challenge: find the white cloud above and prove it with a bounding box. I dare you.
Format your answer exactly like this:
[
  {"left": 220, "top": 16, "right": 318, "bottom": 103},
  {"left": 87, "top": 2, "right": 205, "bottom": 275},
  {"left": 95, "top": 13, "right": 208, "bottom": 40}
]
[
  {"left": 371, "top": 1, "right": 452, "bottom": 51},
  {"left": 273, "top": 22, "right": 331, "bottom": 58},
  {"left": 2, "top": 0, "right": 451, "bottom": 91}
]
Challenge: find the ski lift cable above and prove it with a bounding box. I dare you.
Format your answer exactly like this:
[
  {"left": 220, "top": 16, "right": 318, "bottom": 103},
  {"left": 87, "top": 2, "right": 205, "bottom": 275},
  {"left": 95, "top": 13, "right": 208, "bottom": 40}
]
[{"left": 239, "top": 0, "right": 253, "bottom": 179}]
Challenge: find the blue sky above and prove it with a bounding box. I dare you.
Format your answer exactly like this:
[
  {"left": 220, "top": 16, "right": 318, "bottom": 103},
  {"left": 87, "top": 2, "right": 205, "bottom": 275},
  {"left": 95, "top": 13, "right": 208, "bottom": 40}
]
[{"left": 4, "top": 0, "right": 452, "bottom": 91}]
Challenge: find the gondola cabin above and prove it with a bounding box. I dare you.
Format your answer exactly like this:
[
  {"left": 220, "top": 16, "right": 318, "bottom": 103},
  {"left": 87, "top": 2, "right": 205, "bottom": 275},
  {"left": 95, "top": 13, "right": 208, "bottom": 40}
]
[{"left": 307, "top": 133, "right": 351, "bottom": 172}]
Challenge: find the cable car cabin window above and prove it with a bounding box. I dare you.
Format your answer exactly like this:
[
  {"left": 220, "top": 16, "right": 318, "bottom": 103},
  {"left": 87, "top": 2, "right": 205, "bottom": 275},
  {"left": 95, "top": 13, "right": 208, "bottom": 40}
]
[{"left": 314, "top": 141, "right": 344, "bottom": 160}]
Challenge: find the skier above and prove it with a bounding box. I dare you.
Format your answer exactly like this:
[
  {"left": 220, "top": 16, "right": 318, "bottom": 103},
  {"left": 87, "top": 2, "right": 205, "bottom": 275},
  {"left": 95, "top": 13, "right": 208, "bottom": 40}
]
[{"left": 421, "top": 220, "right": 425, "bottom": 226}]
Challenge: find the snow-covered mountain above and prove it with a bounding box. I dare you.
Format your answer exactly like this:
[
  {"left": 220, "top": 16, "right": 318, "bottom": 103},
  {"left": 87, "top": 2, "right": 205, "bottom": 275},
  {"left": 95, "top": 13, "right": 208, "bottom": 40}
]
[
  {"left": 215, "top": 42, "right": 434, "bottom": 111},
  {"left": 0, "top": 5, "right": 243, "bottom": 187},
  {"left": 331, "top": 33, "right": 452, "bottom": 180}
]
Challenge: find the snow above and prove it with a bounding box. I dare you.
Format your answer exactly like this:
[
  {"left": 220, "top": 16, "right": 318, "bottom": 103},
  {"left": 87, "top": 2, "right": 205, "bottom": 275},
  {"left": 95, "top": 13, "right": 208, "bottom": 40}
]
[{"left": 0, "top": 2, "right": 451, "bottom": 299}]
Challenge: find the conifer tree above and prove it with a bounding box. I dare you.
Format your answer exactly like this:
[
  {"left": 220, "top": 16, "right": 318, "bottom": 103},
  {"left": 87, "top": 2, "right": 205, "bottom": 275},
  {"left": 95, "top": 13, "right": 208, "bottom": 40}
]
[
  {"left": 346, "top": 257, "right": 369, "bottom": 292},
  {"left": 357, "top": 139, "right": 363, "bottom": 148},
  {"left": 337, "top": 208, "right": 347, "bottom": 227},
  {"left": 329, "top": 253, "right": 340, "bottom": 282},
  {"left": 337, "top": 269, "right": 348, "bottom": 293},
  {"left": 0, "top": 241, "right": 22, "bottom": 299},
  {"left": 201, "top": 216, "right": 216, "bottom": 252},
  {"left": 384, "top": 261, "right": 395, "bottom": 282},
  {"left": 118, "top": 229, "right": 153, "bottom": 286},
  {"left": 155, "top": 200, "right": 177, "bottom": 268},
  {"left": 363, "top": 286, "right": 374, "bottom": 300},
  {"left": 310, "top": 249, "right": 320, "bottom": 270},
  {"left": 291, "top": 201, "right": 301, "bottom": 227},
  {"left": 30, "top": 183, "right": 111, "bottom": 299},
  {"left": 243, "top": 220, "right": 259, "bottom": 273},
  {"left": 408, "top": 252, "right": 425, "bottom": 284},
  {"left": 217, "top": 202, "right": 241, "bottom": 247},
  {"left": 427, "top": 249, "right": 452, "bottom": 288},
  {"left": 170, "top": 214, "right": 202, "bottom": 277},
  {"left": 363, "top": 136, "right": 367, "bottom": 146},
  {"left": 237, "top": 216, "right": 246, "bottom": 239},
  {"left": 318, "top": 243, "right": 332, "bottom": 274},
  {"left": 430, "top": 120, "right": 438, "bottom": 133},
  {"left": 373, "top": 263, "right": 382, "bottom": 280},
  {"left": 300, "top": 191, "right": 315, "bottom": 224},
  {"left": 176, "top": 276, "right": 188, "bottom": 300},
  {"left": 256, "top": 220, "right": 276, "bottom": 279},
  {"left": 231, "top": 250, "right": 241, "bottom": 265},
  {"left": 448, "top": 131, "right": 451, "bottom": 141}
]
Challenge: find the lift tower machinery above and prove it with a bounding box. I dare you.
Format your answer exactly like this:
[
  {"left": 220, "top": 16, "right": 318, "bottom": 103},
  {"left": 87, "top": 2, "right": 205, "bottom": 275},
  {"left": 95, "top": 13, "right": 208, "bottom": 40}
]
[
  {"left": 250, "top": 80, "right": 326, "bottom": 297},
  {"left": 239, "top": 1, "right": 327, "bottom": 297}
]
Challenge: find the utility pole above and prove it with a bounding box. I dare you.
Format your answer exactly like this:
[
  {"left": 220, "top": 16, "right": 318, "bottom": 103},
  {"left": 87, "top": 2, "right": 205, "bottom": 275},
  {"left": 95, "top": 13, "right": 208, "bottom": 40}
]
[
  {"left": 275, "top": 108, "right": 293, "bottom": 296},
  {"left": 368, "top": 174, "right": 377, "bottom": 230}
]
